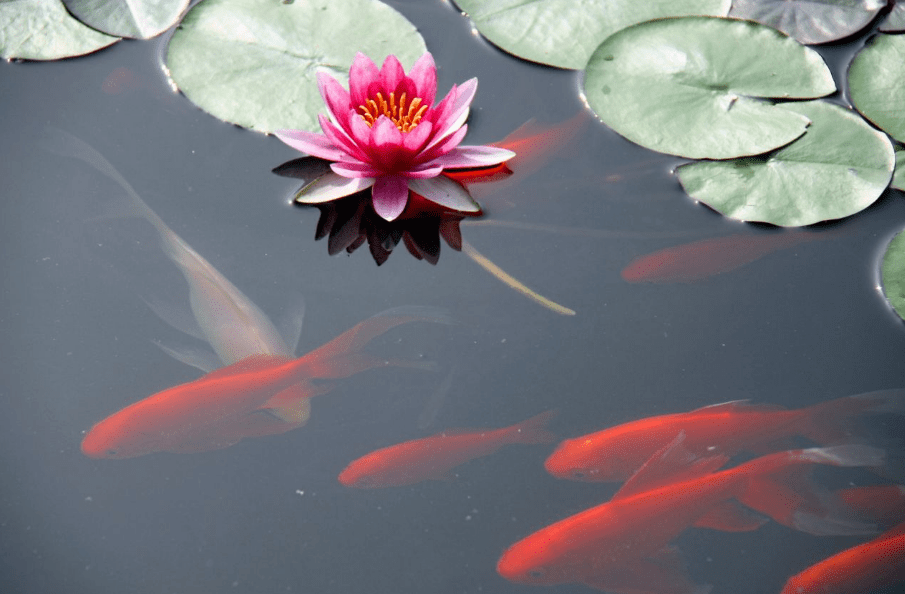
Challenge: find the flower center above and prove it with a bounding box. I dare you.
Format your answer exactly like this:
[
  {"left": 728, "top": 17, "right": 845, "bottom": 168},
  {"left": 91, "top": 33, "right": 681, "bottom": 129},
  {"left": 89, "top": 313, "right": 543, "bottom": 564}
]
[{"left": 358, "top": 92, "right": 427, "bottom": 132}]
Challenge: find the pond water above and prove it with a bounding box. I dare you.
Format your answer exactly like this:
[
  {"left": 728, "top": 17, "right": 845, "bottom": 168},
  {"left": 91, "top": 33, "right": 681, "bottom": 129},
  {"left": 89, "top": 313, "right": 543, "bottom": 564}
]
[{"left": 2, "top": 1, "right": 904, "bottom": 593}]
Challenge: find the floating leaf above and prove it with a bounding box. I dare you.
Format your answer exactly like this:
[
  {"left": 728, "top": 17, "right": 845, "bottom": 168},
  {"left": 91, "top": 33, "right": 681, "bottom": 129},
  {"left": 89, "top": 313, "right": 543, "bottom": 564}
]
[
  {"left": 0, "top": 0, "right": 119, "bottom": 60},
  {"left": 453, "top": 0, "right": 730, "bottom": 69},
  {"left": 848, "top": 33, "right": 905, "bottom": 143},
  {"left": 164, "top": 0, "right": 426, "bottom": 134},
  {"left": 879, "top": 2, "right": 905, "bottom": 32},
  {"left": 62, "top": 0, "right": 189, "bottom": 39},
  {"left": 676, "top": 100, "right": 894, "bottom": 226},
  {"left": 893, "top": 147, "right": 905, "bottom": 192},
  {"left": 881, "top": 228, "right": 905, "bottom": 321},
  {"left": 583, "top": 17, "right": 836, "bottom": 159},
  {"left": 729, "top": 0, "right": 886, "bottom": 45}
]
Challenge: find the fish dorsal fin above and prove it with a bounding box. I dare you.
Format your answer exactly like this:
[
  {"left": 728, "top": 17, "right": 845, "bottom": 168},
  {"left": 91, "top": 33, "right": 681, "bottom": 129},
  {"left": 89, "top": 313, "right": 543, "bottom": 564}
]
[
  {"left": 690, "top": 399, "right": 787, "bottom": 414},
  {"left": 202, "top": 354, "right": 292, "bottom": 380},
  {"left": 613, "top": 432, "right": 730, "bottom": 500}
]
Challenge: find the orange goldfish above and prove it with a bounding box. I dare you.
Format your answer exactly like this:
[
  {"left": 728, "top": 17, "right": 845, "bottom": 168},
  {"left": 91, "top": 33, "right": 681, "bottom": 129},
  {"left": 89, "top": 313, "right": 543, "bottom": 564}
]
[
  {"left": 544, "top": 390, "right": 903, "bottom": 482},
  {"left": 498, "top": 436, "right": 883, "bottom": 594},
  {"left": 81, "top": 308, "right": 445, "bottom": 458},
  {"left": 338, "top": 411, "right": 556, "bottom": 488},
  {"left": 780, "top": 521, "right": 905, "bottom": 594},
  {"left": 621, "top": 231, "right": 823, "bottom": 283}
]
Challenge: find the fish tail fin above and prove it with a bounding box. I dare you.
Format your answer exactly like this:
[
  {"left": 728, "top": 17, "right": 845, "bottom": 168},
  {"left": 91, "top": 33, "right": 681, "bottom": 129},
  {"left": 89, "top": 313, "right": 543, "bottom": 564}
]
[
  {"left": 736, "top": 445, "right": 885, "bottom": 536},
  {"left": 801, "top": 389, "right": 905, "bottom": 445},
  {"left": 507, "top": 410, "right": 558, "bottom": 445},
  {"left": 294, "top": 307, "right": 450, "bottom": 380}
]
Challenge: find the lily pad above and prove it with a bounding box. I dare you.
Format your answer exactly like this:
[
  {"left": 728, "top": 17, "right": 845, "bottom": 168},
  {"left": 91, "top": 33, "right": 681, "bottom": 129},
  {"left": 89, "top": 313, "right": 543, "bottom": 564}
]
[
  {"left": 848, "top": 33, "right": 905, "bottom": 143},
  {"left": 453, "top": 0, "right": 730, "bottom": 69},
  {"left": 881, "top": 228, "right": 905, "bottom": 321},
  {"left": 893, "top": 147, "right": 905, "bottom": 192},
  {"left": 729, "top": 0, "right": 886, "bottom": 45},
  {"left": 62, "top": 0, "right": 189, "bottom": 39},
  {"left": 0, "top": 0, "right": 119, "bottom": 60},
  {"left": 879, "top": 2, "right": 905, "bottom": 32},
  {"left": 676, "top": 100, "right": 894, "bottom": 226},
  {"left": 583, "top": 17, "right": 836, "bottom": 159},
  {"left": 165, "top": 0, "right": 426, "bottom": 134}
]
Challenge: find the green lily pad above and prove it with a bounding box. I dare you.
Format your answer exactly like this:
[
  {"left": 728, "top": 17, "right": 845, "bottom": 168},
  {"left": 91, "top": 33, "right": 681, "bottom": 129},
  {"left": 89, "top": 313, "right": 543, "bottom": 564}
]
[
  {"left": 165, "top": 0, "right": 426, "bottom": 134},
  {"left": 583, "top": 17, "right": 836, "bottom": 159},
  {"left": 881, "top": 228, "right": 905, "bottom": 321},
  {"left": 729, "top": 0, "right": 886, "bottom": 45},
  {"left": 0, "top": 0, "right": 119, "bottom": 60},
  {"left": 879, "top": 3, "right": 905, "bottom": 32},
  {"left": 676, "top": 100, "right": 894, "bottom": 226},
  {"left": 848, "top": 34, "right": 905, "bottom": 143},
  {"left": 893, "top": 147, "right": 905, "bottom": 192},
  {"left": 453, "top": 0, "right": 730, "bottom": 70},
  {"left": 62, "top": 0, "right": 189, "bottom": 39}
]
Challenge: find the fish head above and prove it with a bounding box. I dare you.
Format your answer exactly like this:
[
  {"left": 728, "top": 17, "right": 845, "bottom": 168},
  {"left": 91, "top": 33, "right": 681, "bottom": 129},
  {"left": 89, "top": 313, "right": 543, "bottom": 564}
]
[
  {"left": 337, "top": 455, "right": 389, "bottom": 489},
  {"left": 81, "top": 415, "right": 159, "bottom": 459},
  {"left": 544, "top": 437, "right": 628, "bottom": 482},
  {"left": 496, "top": 534, "right": 571, "bottom": 586}
]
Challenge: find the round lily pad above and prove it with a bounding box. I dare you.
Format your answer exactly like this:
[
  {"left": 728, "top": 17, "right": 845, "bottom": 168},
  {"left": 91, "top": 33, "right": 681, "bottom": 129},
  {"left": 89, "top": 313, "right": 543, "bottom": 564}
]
[
  {"left": 165, "top": 0, "right": 426, "bottom": 134},
  {"left": 583, "top": 17, "right": 836, "bottom": 159},
  {"left": 881, "top": 228, "right": 905, "bottom": 321},
  {"left": 848, "top": 33, "right": 905, "bottom": 143},
  {"left": 453, "top": 0, "right": 730, "bottom": 70},
  {"left": 0, "top": 0, "right": 119, "bottom": 60},
  {"left": 676, "top": 100, "right": 894, "bottom": 226},
  {"left": 729, "top": 0, "right": 886, "bottom": 45},
  {"left": 62, "top": 0, "right": 189, "bottom": 39}
]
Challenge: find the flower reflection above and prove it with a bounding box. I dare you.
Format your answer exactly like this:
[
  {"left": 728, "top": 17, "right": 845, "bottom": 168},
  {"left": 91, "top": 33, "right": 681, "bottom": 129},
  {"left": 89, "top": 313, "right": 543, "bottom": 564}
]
[{"left": 274, "top": 52, "right": 514, "bottom": 221}]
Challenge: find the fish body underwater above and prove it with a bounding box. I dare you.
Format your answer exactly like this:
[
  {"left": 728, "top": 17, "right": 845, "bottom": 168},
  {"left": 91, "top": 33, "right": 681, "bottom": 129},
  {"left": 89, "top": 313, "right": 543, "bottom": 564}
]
[
  {"left": 339, "top": 410, "right": 556, "bottom": 488},
  {"left": 499, "top": 436, "right": 884, "bottom": 594},
  {"left": 544, "top": 390, "right": 903, "bottom": 482},
  {"left": 780, "top": 521, "right": 905, "bottom": 594}
]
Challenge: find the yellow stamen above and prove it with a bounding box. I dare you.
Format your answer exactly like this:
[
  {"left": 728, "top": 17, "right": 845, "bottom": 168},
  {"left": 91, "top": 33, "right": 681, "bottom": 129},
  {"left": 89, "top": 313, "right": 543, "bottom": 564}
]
[{"left": 357, "top": 91, "right": 428, "bottom": 132}]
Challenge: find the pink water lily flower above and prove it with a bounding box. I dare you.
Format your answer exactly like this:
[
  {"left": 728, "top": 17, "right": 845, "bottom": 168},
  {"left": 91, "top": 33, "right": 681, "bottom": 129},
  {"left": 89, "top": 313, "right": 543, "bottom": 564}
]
[{"left": 275, "top": 52, "right": 516, "bottom": 221}]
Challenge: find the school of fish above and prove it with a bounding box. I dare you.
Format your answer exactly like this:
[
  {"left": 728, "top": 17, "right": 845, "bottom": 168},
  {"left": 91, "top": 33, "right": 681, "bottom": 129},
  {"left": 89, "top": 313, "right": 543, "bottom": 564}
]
[{"left": 54, "top": 123, "right": 905, "bottom": 594}]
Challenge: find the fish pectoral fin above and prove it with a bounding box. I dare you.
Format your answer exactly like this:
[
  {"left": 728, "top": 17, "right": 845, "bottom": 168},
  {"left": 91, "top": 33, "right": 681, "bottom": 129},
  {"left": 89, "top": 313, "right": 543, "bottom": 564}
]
[
  {"left": 260, "top": 386, "right": 315, "bottom": 425},
  {"left": 694, "top": 500, "right": 769, "bottom": 532}
]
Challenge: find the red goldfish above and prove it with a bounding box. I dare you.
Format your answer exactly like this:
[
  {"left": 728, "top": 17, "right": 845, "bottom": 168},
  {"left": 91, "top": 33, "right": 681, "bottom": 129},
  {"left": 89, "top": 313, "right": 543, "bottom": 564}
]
[
  {"left": 338, "top": 411, "right": 556, "bottom": 488},
  {"left": 621, "top": 231, "right": 823, "bottom": 283},
  {"left": 544, "top": 390, "right": 903, "bottom": 482},
  {"left": 498, "top": 436, "right": 884, "bottom": 594},
  {"left": 835, "top": 484, "right": 905, "bottom": 528},
  {"left": 81, "top": 308, "right": 445, "bottom": 458},
  {"left": 780, "top": 521, "right": 905, "bottom": 594}
]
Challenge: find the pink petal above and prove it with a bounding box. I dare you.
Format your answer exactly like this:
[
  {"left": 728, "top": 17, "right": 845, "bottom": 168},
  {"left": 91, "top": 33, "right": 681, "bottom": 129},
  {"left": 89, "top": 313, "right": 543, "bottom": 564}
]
[
  {"left": 317, "top": 72, "right": 352, "bottom": 129},
  {"left": 331, "top": 161, "right": 382, "bottom": 178},
  {"left": 440, "top": 78, "right": 477, "bottom": 137},
  {"left": 407, "top": 53, "right": 437, "bottom": 107},
  {"left": 319, "top": 115, "right": 370, "bottom": 163},
  {"left": 370, "top": 116, "right": 404, "bottom": 151},
  {"left": 371, "top": 175, "right": 410, "bottom": 221},
  {"left": 403, "top": 164, "right": 444, "bottom": 179},
  {"left": 379, "top": 55, "right": 405, "bottom": 96},
  {"left": 295, "top": 172, "right": 376, "bottom": 204},
  {"left": 348, "top": 108, "right": 374, "bottom": 148},
  {"left": 419, "top": 124, "right": 468, "bottom": 162},
  {"left": 275, "top": 129, "right": 347, "bottom": 161},
  {"left": 402, "top": 120, "right": 433, "bottom": 153},
  {"left": 408, "top": 176, "right": 480, "bottom": 213},
  {"left": 350, "top": 52, "right": 379, "bottom": 108},
  {"left": 432, "top": 145, "right": 516, "bottom": 169}
]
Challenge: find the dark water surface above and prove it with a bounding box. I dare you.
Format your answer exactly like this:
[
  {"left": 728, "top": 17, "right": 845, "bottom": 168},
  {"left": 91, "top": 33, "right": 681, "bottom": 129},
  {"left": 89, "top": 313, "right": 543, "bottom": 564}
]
[{"left": 2, "top": 1, "right": 904, "bottom": 593}]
